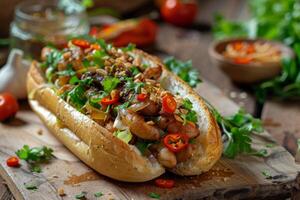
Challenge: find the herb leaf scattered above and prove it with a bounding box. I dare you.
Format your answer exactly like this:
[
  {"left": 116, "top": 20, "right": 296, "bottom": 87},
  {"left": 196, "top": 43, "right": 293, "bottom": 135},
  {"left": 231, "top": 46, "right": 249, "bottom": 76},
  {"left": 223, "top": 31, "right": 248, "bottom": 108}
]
[
  {"left": 75, "top": 191, "right": 87, "bottom": 199},
  {"left": 16, "top": 145, "right": 54, "bottom": 173},
  {"left": 94, "top": 192, "right": 104, "bottom": 198},
  {"left": 164, "top": 57, "right": 201, "bottom": 88},
  {"left": 24, "top": 182, "right": 38, "bottom": 190},
  {"left": 102, "top": 77, "right": 120, "bottom": 93},
  {"left": 148, "top": 192, "right": 161, "bottom": 199},
  {"left": 180, "top": 99, "right": 198, "bottom": 124}
]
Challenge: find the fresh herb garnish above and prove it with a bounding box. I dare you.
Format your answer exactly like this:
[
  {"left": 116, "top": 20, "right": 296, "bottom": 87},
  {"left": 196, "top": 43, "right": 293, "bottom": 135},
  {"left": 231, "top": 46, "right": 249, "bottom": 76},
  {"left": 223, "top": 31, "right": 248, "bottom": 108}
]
[
  {"left": 148, "top": 192, "right": 160, "bottom": 199},
  {"left": 16, "top": 145, "right": 54, "bottom": 173},
  {"left": 68, "top": 85, "right": 87, "bottom": 109},
  {"left": 56, "top": 69, "right": 76, "bottom": 76},
  {"left": 93, "top": 49, "right": 107, "bottom": 67},
  {"left": 124, "top": 78, "right": 145, "bottom": 94},
  {"left": 205, "top": 102, "right": 264, "bottom": 158},
  {"left": 102, "top": 77, "right": 120, "bottom": 93},
  {"left": 75, "top": 191, "right": 87, "bottom": 199},
  {"left": 94, "top": 192, "right": 103, "bottom": 198},
  {"left": 41, "top": 48, "right": 63, "bottom": 82},
  {"left": 164, "top": 57, "right": 201, "bottom": 88},
  {"left": 122, "top": 43, "right": 136, "bottom": 52},
  {"left": 130, "top": 66, "right": 140, "bottom": 76},
  {"left": 180, "top": 99, "right": 198, "bottom": 124},
  {"left": 261, "top": 170, "right": 272, "bottom": 179},
  {"left": 24, "top": 182, "right": 38, "bottom": 190},
  {"left": 97, "top": 39, "right": 112, "bottom": 52},
  {"left": 135, "top": 140, "right": 154, "bottom": 155}
]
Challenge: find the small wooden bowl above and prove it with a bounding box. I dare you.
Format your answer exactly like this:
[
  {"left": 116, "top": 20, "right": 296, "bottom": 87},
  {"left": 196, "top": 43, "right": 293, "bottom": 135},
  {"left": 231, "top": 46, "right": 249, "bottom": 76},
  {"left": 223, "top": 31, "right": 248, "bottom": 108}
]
[{"left": 209, "top": 38, "right": 294, "bottom": 84}]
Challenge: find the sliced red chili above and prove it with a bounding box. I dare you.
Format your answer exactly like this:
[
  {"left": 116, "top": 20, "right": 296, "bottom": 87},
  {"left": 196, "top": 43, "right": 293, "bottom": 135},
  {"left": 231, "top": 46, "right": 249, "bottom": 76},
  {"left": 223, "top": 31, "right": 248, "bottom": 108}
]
[
  {"left": 163, "top": 133, "right": 189, "bottom": 153},
  {"left": 71, "top": 39, "right": 90, "bottom": 49},
  {"left": 155, "top": 178, "right": 175, "bottom": 188},
  {"left": 137, "top": 93, "right": 147, "bottom": 101},
  {"left": 100, "top": 97, "right": 119, "bottom": 106},
  {"left": 89, "top": 26, "right": 99, "bottom": 36},
  {"left": 162, "top": 94, "right": 177, "bottom": 114},
  {"left": 233, "top": 57, "right": 252, "bottom": 64},
  {"left": 6, "top": 156, "right": 19, "bottom": 167}
]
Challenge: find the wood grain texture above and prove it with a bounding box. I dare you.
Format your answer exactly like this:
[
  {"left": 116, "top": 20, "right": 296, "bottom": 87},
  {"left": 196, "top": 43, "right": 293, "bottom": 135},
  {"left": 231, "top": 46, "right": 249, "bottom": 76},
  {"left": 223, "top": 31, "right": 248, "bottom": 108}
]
[
  {"left": 0, "top": 82, "right": 299, "bottom": 200},
  {"left": 262, "top": 101, "right": 300, "bottom": 160}
]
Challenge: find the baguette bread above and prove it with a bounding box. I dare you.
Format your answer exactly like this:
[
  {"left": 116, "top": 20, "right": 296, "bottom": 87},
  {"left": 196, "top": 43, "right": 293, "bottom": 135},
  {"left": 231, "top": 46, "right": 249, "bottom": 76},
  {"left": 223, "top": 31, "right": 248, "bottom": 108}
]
[{"left": 27, "top": 47, "right": 222, "bottom": 182}]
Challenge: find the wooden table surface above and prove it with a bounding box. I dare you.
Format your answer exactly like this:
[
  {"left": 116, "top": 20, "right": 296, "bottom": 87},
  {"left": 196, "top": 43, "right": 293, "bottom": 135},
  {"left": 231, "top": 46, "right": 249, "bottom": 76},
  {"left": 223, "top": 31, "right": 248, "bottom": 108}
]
[{"left": 1, "top": 0, "right": 300, "bottom": 199}]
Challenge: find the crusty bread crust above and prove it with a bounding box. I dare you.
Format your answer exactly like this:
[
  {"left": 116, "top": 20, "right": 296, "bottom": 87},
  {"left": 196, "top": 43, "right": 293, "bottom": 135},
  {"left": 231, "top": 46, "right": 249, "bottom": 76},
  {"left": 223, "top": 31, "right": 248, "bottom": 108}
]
[{"left": 27, "top": 50, "right": 222, "bottom": 182}]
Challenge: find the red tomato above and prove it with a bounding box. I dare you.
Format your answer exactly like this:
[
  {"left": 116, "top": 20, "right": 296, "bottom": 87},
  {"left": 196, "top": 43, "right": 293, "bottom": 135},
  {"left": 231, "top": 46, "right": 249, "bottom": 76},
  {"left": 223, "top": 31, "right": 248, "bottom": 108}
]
[
  {"left": 100, "top": 97, "right": 119, "bottom": 106},
  {"left": 6, "top": 156, "right": 19, "bottom": 167},
  {"left": 162, "top": 94, "right": 177, "bottom": 114},
  {"left": 112, "top": 19, "right": 158, "bottom": 47},
  {"left": 71, "top": 39, "right": 90, "bottom": 49},
  {"left": 161, "top": 0, "right": 198, "bottom": 26},
  {"left": 137, "top": 93, "right": 148, "bottom": 102},
  {"left": 0, "top": 93, "right": 19, "bottom": 121},
  {"left": 163, "top": 133, "right": 189, "bottom": 153},
  {"left": 155, "top": 178, "right": 175, "bottom": 188},
  {"left": 234, "top": 57, "right": 252, "bottom": 64}
]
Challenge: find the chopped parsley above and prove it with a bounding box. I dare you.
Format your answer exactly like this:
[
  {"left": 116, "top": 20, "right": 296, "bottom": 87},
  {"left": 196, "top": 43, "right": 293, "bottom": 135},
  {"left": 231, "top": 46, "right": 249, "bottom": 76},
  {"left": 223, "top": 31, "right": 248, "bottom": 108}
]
[
  {"left": 148, "top": 192, "right": 160, "bottom": 199},
  {"left": 124, "top": 78, "right": 145, "bottom": 94},
  {"left": 130, "top": 66, "right": 140, "bottom": 76},
  {"left": 24, "top": 182, "right": 38, "bottom": 190},
  {"left": 164, "top": 57, "right": 201, "bottom": 88},
  {"left": 122, "top": 43, "right": 136, "bottom": 52},
  {"left": 180, "top": 99, "right": 198, "bottom": 124},
  {"left": 16, "top": 145, "right": 54, "bottom": 173},
  {"left": 135, "top": 140, "right": 154, "bottom": 155},
  {"left": 75, "top": 191, "right": 87, "bottom": 199},
  {"left": 102, "top": 77, "right": 120, "bottom": 93},
  {"left": 94, "top": 192, "right": 104, "bottom": 197},
  {"left": 68, "top": 85, "right": 87, "bottom": 110}
]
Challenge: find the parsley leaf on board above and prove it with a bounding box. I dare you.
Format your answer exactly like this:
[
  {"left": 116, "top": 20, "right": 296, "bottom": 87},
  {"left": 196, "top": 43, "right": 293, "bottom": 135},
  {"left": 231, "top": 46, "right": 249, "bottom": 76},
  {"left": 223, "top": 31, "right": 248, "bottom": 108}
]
[
  {"left": 75, "top": 191, "right": 87, "bottom": 199},
  {"left": 148, "top": 192, "right": 161, "bottom": 199},
  {"left": 16, "top": 145, "right": 54, "bottom": 173},
  {"left": 164, "top": 57, "right": 201, "bottom": 88},
  {"left": 94, "top": 192, "right": 104, "bottom": 197}
]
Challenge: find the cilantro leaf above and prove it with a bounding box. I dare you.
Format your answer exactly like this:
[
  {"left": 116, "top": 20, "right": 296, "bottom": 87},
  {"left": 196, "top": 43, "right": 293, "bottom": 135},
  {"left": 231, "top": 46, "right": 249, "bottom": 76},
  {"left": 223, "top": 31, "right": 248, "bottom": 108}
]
[
  {"left": 130, "top": 66, "right": 140, "bottom": 76},
  {"left": 93, "top": 49, "right": 107, "bottom": 67},
  {"left": 94, "top": 192, "right": 103, "bottom": 197},
  {"left": 56, "top": 69, "right": 76, "bottom": 76},
  {"left": 16, "top": 145, "right": 54, "bottom": 173},
  {"left": 148, "top": 192, "right": 160, "bottom": 199},
  {"left": 24, "top": 182, "right": 38, "bottom": 190},
  {"left": 68, "top": 85, "right": 87, "bottom": 109},
  {"left": 102, "top": 77, "right": 120, "bottom": 93},
  {"left": 124, "top": 78, "right": 144, "bottom": 94},
  {"left": 41, "top": 48, "right": 63, "bottom": 82},
  {"left": 135, "top": 140, "right": 154, "bottom": 155},
  {"left": 164, "top": 57, "right": 201, "bottom": 88},
  {"left": 122, "top": 43, "right": 136, "bottom": 52},
  {"left": 180, "top": 99, "right": 198, "bottom": 124},
  {"left": 75, "top": 191, "right": 87, "bottom": 199}
]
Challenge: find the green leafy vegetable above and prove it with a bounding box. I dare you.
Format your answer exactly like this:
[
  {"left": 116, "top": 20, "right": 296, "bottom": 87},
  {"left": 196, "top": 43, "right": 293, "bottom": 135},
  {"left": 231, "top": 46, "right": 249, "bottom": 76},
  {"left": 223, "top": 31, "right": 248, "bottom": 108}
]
[
  {"left": 102, "top": 77, "right": 120, "bottom": 93},
  {"left": 261, "top": 170, "right": 272, "bottom": 179},
  {"left": 56, "top": 69, "right": 76, "bottom": 76},
  {"left": 68, "top": 85, "right": 87, "bottom": 109},
  {"left": 93, "top": 49, "right": 107, "bottom": 67},
  {"left": 122, "top": 43, "right": 136, "bottom": 52},
  {"left": 114, "top": 129, "right": 132, "bottom": 144},
  {"left": 148, "top": 192, "right": 160, "bottom": 199},
  {"left": 41, "top": 48, "right": 63, "bottom": 82},
  {"left": 205, "top": 102, "right": 264, "bottom": 158},
  {"left": 75, "top": 191, "right": 87, "bottom": 199},
  {"left": 24, "top": 182, "right": 38, "bottom": 190},
  {"left": 135, "top": 140, "right": 154, "bottom": 155},
  {"left": 130, "top": 66, "right": 140, "bottom": 76},
  {"left": 124, "top": 77, "right": 145, "bottom": 94},
  {"left": 180, "top": 98, "right": 198, "bottom": 124},
  {"left": 164, "top": 57, "right": 201, "bottom": 88},
  {"left": 94, "top": 192, "right": 103, "bottom": 198},
  {"left": 81, "top": 0, "right": 94, "bottom": 8},
  {"left": 16, "top": 145, "right": 54, "bottom": 173}
]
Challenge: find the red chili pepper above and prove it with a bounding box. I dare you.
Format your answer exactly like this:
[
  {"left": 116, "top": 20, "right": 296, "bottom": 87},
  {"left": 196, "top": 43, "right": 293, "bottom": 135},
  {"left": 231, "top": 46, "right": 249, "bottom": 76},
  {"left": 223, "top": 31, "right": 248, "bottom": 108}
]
[
  {"left": 89, "top": 26, "right": 99, "bottom": 36},
  {"left": 155, "top": 178, "right": 175, "bottom": 188},
  {"left": 6, "top": 156, "right": 19, "bottom": 167},
  {"left": 163, "top": 133, "right": 189, "bottom": 153},
  {"left": 162, "top": 94, "right": 177, "bottom": 114},
  {"left": 233, "top": 57, "right": 252, "bottom": 64},
  {"left": 71, "top": 39, "right": 90, "bottom": 49},
  {"left": 100, "top": 97, "right": 119, "bottom": 106},
  {"left": 137, "top": 93, "right": 147, "bottom": 102}
]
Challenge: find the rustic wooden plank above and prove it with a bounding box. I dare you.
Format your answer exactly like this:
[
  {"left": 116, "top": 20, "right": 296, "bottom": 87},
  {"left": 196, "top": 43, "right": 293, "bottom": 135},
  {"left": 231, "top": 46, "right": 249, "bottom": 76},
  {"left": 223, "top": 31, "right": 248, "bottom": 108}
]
[
  {"left": 156, "top": 24, "right": 257, "bottom": 115},
  {"left": 0, "top": 176, "right": 14, "bottom": 200},
  {"left": 261, "top": 101, "right": 300, "bottom": 159},
  {"left": 0, "top": 81, "right": 299, "bottom": 200}
]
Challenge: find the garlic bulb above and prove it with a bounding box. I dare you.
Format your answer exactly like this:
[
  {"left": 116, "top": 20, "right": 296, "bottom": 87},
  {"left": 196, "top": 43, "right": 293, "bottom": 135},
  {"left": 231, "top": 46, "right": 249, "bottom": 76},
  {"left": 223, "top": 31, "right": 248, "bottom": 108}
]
[{"left": 0, "top": 49, "right": 30, "bottom": 99}]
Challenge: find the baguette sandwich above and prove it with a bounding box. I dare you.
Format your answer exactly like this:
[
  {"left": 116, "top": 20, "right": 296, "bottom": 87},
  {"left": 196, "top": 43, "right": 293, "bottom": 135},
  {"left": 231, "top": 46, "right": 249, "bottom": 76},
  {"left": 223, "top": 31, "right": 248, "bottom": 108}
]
[{"left": 27, "top": 39, "right": 222, "bottom": 182}]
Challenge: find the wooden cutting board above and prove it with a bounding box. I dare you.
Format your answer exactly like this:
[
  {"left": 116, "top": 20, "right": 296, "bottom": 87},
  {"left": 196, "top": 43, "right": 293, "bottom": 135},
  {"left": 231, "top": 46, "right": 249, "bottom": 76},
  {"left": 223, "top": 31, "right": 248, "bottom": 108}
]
[{"left": 0, "top": 81, "right": 299, "bottom": 200}]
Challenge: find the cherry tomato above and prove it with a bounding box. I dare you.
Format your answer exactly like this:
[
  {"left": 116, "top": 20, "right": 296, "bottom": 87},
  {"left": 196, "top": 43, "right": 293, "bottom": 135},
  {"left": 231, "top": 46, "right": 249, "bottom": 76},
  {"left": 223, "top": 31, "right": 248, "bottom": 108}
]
[
  {"left": 0, "top": 93, "right": 19, "bottom": 121},
  {"left": 112, "top": 19, "right": 158, "bottom": 47},
  {"left": 137, "top": 93, "right": 147, "bottom": 102},
  {"left": 155, "top": 178, "right": 175, "bottom": 188},
  {"left": 234, "top": 57, "right": 252, "bottom": 64},
  {"left": 71, "top": 39, "right": 90, "bottom": 49},
  {"left": 6, "top": 156, "right": 19, "bottom": 167},
  {"left": 100, "top": 97, "right": 119, "bottom": 106},
  {"left": 163, "top": 133, "right": 189, "bottom": 153},
  {"left": 161, "top": 0, "right": 198, "bottom": 27},
  {"left": 162, "top": 94, "right": 177, "bottom": 114}
]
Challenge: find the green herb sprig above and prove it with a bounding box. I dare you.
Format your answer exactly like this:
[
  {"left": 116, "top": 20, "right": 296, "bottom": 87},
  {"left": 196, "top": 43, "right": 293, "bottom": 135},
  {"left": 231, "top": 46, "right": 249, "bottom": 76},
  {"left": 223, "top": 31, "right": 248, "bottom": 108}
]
[{"left": 16, "top": 145, "right": 54, "bottom": 173}]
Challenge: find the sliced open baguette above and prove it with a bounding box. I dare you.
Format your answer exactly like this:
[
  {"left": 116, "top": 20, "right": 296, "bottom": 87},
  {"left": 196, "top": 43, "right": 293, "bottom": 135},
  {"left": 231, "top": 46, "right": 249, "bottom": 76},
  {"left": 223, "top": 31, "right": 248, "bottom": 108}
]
[{"left": 27, "top": 49, "right": 222, "bottom": 182}]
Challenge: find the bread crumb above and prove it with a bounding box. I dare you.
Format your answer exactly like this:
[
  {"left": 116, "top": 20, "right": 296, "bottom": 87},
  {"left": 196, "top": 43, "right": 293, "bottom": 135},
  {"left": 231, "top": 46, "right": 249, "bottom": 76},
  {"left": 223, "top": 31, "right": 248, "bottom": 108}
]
[
  {"left": 58, "top": 188, "right": 65, "bottom": 196},
  {"left": 37, "top": 129, "right": 43, "bottom": 135}
]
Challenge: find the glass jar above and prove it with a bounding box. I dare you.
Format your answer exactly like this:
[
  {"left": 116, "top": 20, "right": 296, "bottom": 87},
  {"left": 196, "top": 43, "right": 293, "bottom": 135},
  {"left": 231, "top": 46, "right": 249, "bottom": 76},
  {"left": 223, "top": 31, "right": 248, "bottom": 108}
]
[{"left": 10, "top": 0, "right": 89, "bottom": 60}]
